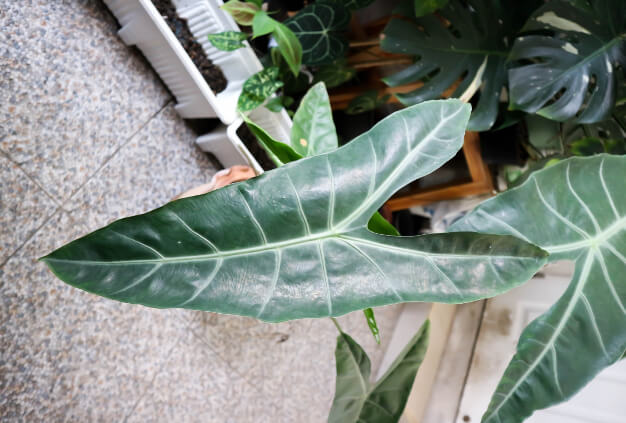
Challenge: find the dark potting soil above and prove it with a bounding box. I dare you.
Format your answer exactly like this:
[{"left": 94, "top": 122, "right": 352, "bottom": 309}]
[
  {"left": 152, "top": 0, "right": 227, "bottom": 93},
  {"left": 237, "top": 124, "right": 277, "bottom": 171}
]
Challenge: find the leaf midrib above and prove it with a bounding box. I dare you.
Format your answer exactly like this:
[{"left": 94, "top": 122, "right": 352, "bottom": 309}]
[
  {"left": 484, "top": 251, "right": 596, "bottom": 422},
  {"left": 43, "top": 231, "right": 537, "bottom": 266},
  {"left": 544, "top": 215, "right": 626, "bottom": 253}
]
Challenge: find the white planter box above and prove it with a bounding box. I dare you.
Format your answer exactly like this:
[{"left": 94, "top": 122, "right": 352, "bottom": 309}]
[
  {"left": 197, "top": 106, "right": 293, "bottom": 174},
  {"left": 105, "top": 0, "right": 294, "bottom": 170}
]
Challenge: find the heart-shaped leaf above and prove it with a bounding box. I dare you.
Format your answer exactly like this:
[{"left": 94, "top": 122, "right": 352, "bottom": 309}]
[
  {"left": 285, "top": 2, "right": 350, "bottom": 66},
  {"left": 207, "top": 31, "right": 248, "bottom": 51},
  {"left": 237, "top": 67, "right": 284, "bottom": 112},
  {"left": 451, "top": 155, "right": 626, "bottom": 422},
  {"left": 329, "top": 320, "right": 430, "bottom": 422},
  {"left": 290, "top": 82, "right": 338, "bottom": 156},
  {"left": 508, "top": 0, "right": 626, "bottom": 123},
  {"left": 381, "top": 0, "right": 538, "bottom": 131},
  {"left": 42, "top": 100, "right": 547, "bottom": 323}
]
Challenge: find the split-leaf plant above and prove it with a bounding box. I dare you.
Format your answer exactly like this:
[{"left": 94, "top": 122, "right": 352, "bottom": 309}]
[
  {"left": 381, "top": 0, "right": 626, "bottom": 130},
  {"left": 451, "top": 154, "right": 626, "bottom": 422}
]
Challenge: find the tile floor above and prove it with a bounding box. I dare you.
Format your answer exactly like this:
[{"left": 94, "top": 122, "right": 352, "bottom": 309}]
[{"left": 0, "top": 1, "right": 402, "bottom": 421}]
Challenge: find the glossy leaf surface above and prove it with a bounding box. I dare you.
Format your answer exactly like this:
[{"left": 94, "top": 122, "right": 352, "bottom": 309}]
[
  {"left": 207, "top": 31, "right": 247, "bottom": 51},
  {"left": 508, "top": 0, "right": 626, "bottom": 123},
  {"left": 328, "top": 320, "right": 430, "bottom": 422},
  {"left": 285, "top": 2, "right": 350, "bottom": 66},
  {"left": 43, "top": 100, "right": 547, "bottom": 323},
  {"left": 451, "top": 155, "right": 626, "bottom": 422},
  {"left": 237, "top": 67, "right": 283, "bottom": 112},
  {"left": 290, "top": 82, "right": 338, "bottom": 157}
]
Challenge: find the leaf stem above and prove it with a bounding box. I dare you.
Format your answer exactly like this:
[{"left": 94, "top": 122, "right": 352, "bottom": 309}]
[{"left": 330, "top": 317, "right": 343, "bottom": 333}]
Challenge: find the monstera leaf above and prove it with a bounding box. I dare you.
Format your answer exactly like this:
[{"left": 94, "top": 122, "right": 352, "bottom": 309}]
[
  {"left": 508, "top": 0, "right": 626, "bottom": 123},
  {"left": 42, "top": 100, "right": 547, "bottom": 323},
  {"left": 328, "top": 320, "right": 430, "bottom": 423},
  {"left": 285, "top": 2, "right": 350, "bottom": 66},
  {"left": 381, "top": 0, "right": 521, "bottom": 131},
  {"left": 207, "top": 31, "right": 247, "bottom": 51},
  {"left": 290, "top": 82, "right": 338, "bottom": 156},
  {"left": 237, "top": 67, "right": 284, "bottom": 112},
  {"left": 451, "top": 155, "right": 626, "bottom": 422}
]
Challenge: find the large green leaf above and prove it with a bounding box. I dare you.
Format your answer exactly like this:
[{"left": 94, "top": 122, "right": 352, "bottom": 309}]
[
  {"left": 42, "top": 100, "right": 547, "bottom": 323},
  {"left": 508, "top": 0, "right": 626, "bottom": 123},
  {"left": 207, "top": 31, "right": 248, "bottom": 51},
  {"left": 328, "top": 320, "right": 430, "bottom": 422},
  {"left": 237, "top": 67, "right": 284, "bottom": 112},
  {"left": 451, "top": 155, "right": 626, "bottom": 422},
  {"left": 285, "top": 2, "right": 350, "bottom": 66},
  {"left": 381, "top": 0, "right": 525, "bottom": 131},
  {"left": 290, "top": 82, "right": 338, "bottom": 156}
]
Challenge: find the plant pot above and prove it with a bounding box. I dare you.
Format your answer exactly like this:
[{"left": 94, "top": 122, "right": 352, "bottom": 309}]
[
  {"left": 196, "top": 106, "right": 292, "bottom": 174},
  {"left": 105, "top": 0, "right": 294, "bottom": 171},
  {"left": 103, "top": 0, "right": 254, "bottom": 123}
]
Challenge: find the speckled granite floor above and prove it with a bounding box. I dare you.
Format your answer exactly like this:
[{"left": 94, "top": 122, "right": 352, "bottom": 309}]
[{"left": 0, "top": 1, "right": 401, "bottom": 421}]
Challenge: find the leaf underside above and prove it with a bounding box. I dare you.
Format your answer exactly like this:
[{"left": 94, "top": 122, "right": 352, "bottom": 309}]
[
  {"left": 43, "top": 100, "right": 547, "bottom": 323},
  {"left": 451, "top": 155, "right": 626, "bottom": 422},
  {"left": 328, "top": 320, "right": 430, "bottom": 423}
]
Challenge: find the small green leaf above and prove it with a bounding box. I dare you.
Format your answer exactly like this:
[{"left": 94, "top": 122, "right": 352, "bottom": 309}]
[
  {"left": 221, "top": 0, "right": 259, "bottom": 26},
  {"left": 207, "top": 31, "right": 248, "bottom": 51},
  {"left": 362, "top": 308, "right": 380, "bottom": 344},
  {"left": 291, "top": 82, "right": 338, "bottom": 156},
  {"left": 346, "top": 90, "right": 387, "bottom": 115},
  {"left": 251, "top": 11, "right": 275, "bottom": 38},
  {"left": 285, "top": 2, "right": 350, "bottom": 66},
  {"left": 237, "top": 67, "right": 284, "bottom": 112},
  {"left": 414, "top": 0, "right": 450, "bottom": 17},
  {"left": 328, "top": 320, "right": 430, "bottom": 422},
  {"left": 272, "top": 22, "right": 302, "bottom": 76},
  {"left": 242, "top": 115, "right": 302, "bottom": 166},
  {"left": 264, "top": 96, "right": 284, "bottom": 112},
  {"left": 569, "top": 137, "right": 605, "bottom": 156},
  {"left": 313, "top": 61, "right": 356, "bottom": 88}
]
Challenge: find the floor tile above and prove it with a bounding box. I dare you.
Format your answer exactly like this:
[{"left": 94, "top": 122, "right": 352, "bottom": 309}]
[
  {"left": 0, "top": 154, "right": 58, "bottom": 264},
  {"left": 65, "top": 104, "right": 218, "bottom": 232},
  {"left": 0, "top": 211, "right": 190, "bottom": 422},
  {"left": 186, "top": 304, "right": 402, "bottom": 422},
  {"left": 126, "top": 328, "right": 280, "bottom": 423},
  {"left": 0, "top": 0, "right": 170, "bottom": 201}
]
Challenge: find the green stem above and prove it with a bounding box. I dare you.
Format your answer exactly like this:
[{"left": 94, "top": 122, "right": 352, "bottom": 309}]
[{"left": 330, "top": 317, "right": 343, "bottom": 333}]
